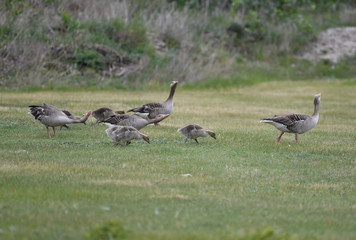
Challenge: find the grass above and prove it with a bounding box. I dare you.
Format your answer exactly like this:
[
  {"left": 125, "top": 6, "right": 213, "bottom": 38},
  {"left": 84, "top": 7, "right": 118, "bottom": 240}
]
[{"left": 0, "top": 80, "right": 355, "bottom": 239}]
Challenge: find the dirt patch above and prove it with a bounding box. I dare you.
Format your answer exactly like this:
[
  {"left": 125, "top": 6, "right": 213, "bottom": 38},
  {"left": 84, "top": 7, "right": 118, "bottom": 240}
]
[
  {"left": 302, "top": 27, "right": 356, "bottom": 63},
  {"left": 90, "top": 179, "right": 151, "bottom": 187}
]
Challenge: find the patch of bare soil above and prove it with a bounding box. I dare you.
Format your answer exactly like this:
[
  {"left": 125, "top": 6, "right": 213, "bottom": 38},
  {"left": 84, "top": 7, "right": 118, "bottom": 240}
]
[{"left": 302, "top": 27, "right": 356, "bottom": 63}]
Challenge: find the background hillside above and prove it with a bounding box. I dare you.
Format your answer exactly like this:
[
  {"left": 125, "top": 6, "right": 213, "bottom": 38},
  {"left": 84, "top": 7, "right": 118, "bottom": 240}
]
[{"left": 1, "top": 0, "right": 355, "bottom": 90}]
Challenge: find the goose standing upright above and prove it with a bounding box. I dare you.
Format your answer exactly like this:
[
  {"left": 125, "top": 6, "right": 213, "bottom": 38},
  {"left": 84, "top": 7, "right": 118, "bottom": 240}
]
[
  {"left": 29, "top": 104, "right": 91, "bottom": 137},
  {"left": 177, "top": 124, "right": 216, "bottom": 144},
  {"left": 128, "top": 81, "right": 178, "bottom": 124},
  {"left": 92, "top": 107, "right": 125, "bottom": 124},
  {"left": 104, "top": 114, "right": 169, "bottom": 130},
  {"left": 105, "top": 124, "right": 150, "bottom": 146},
  {"left": 260, "top": 93, "right": 321, "bottom": 143}
]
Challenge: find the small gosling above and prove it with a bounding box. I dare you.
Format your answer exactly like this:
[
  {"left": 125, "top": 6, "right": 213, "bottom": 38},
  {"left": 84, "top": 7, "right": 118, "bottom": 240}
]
[
  {"left": 92, "top": 107, "right": 125, "bottom": 124},
  {"left": 177, "top": 124, "right": 216, "bottom": 144},
  {"left": 105, "top": 124, "right": 150, "bottom": 146}
]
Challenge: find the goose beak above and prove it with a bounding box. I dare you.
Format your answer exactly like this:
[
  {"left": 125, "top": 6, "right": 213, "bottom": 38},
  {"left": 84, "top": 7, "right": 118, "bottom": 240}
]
[
  {"left": 162, "top": 114, "right": 170, "bottom": 118},
  {"left": 86, "top": 111, "right": 92, "bottom": 116},
  {"left": 172, "top": 81, "right": 178, "bottom": 85}
]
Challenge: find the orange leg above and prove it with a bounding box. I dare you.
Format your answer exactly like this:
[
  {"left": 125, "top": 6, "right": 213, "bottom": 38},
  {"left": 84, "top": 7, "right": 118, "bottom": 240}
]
[
  {"left": 295, "top": 134, "right": 298, "bottom": 143},
  {"left": 276, "top": 132, "right": 284, "bottom": 143},
  {"left": 46, "top": 127, "right": 51, "bottom": 138},
  {"left": 52, "top": 127, "right": 56, "bottom": 137}
]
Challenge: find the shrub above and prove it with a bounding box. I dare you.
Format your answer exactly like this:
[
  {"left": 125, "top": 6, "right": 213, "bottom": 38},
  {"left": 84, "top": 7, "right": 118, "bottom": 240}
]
[
  {"left": 86, "top": 220, "right": 127, "bottom": 240},
  {"left": 73, "top": 48, "right": 106, "bottom": 71}
]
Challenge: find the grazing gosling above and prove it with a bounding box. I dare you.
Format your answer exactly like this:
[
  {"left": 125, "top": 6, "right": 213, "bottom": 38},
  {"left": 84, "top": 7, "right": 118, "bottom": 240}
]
[
  {"left": 92, "top": 107, "right": 125, "bottom": 124},
  {"left": 104, "top": 124, "right": 150, "bottom": 146},
  {"left": 177, "top": 124, "right": 216, "bottom": 144}
]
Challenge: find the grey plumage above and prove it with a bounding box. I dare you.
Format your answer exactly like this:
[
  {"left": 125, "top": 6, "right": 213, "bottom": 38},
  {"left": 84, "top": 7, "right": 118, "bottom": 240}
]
[
  {"left": 128, "top": 81, "right": 178, "bottom": 120},
  {"left": 29, "top": 104, "right": 91, "bottom": 137},
  {"left": 60, "top": 109, "right": 88, "bottom": 129},
  {"left": 105, "top": 125, "right": 150, "bottom": 146},
  {"left": 92, "top": 107, "right": 125, "bottom": 124},
  {"left": 260, "top": 93, "right": 321, "bottom": 143},
  {"left": 104, "top": 114, "right": 169, "bottom": 130},
  {"left": 177, "top": 124, "right": 216, "bottom": 144}
]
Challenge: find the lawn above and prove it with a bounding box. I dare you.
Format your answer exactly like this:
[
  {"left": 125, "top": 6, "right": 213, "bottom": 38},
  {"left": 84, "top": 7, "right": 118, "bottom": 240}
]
[{"left": 0, "top": 80, "right": 355, "bottom": 240}]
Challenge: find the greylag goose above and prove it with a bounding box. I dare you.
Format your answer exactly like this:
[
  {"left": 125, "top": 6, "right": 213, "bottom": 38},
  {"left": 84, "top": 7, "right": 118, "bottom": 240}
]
[
  {"left": 177, "top": 124, "right": 216, "bottom": 144},
  {"left": 127, "top": 81, "right": 178, "bottom": 123},
  {"left": 92, "top": 107, "right": 125, "bottom": 124},
  {"left": 105, "top": 124, "right": 150, "bottom": 146},
  {"left": 260, "top": 93, "right": 321, "bottom": 143},
  {"left": 29, "top": 104, "right": 91, "bottom": 137},
  {"left": 104, "top": 114, "right": 169, "bottom": 130}
]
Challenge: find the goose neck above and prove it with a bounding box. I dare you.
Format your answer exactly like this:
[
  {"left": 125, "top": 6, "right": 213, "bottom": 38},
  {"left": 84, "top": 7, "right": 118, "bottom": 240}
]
[
  {"left": 313, "top": 101, "right": 319, "bottom": 116},
  {"left": 166, "top": 83, "right": 177, "bottom": 101}
]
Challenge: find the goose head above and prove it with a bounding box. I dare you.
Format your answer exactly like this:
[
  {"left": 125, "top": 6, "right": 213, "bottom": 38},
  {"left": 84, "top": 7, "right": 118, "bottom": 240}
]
[
  {"left": 142, "top": 135, "right": 150, "bottom": 144},
  {"left": 156, "top": 114, "right": 170, "bottom": 121},
  {"left": 314, "top": 93, "right": 321, "bottom": 105},
  {"left": 312, "top": 93, "right": 321, "bottom": 116},
  {"left": 171, "top": 81, "right": 178, "bottom": 88},
  {"left": 79, "top": 111, "right": 92, "bottom": 123},
  {"left": 206, "top": 130, "right": 216, "bottom": 140}
]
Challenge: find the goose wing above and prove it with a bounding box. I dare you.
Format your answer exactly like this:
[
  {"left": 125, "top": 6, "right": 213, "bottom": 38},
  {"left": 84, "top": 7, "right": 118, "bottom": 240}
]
[
  {"left": 128, "top": 102, "right": 163, "bottom": 113},
  {"left": 104, "top": 114, "right": 132, "bottom": 125},
  {"left": 262, "top": 114, "right": 308, "bottom": 126},
  {"left": 262, "top": 113, "right": 311, "bottom": 133},
  {"left": 29, "top": 104, "right": 64, "bottom": 120}
]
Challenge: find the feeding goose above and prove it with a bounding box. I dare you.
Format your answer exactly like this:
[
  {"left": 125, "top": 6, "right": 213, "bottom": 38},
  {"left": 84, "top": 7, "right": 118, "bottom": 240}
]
[
  {"left": 260, "top": 93, "right": 321, "bottom": 143},
  {"left": 177, "top": 124, "right": 216, "bottom": 144},
  {"left": 104, "top": 113, "right": 169, "bottom": 130},
  {"left": 29, "top": 103, "right": 91, "bottom": 137},
  {"left": 104, "top": 124, "right": 150, "bottom": 146},
  {"left": 92, "top": 107, "right": 125, "bottom": 124},
  {"left": 127, "top": 81, "right": 178, "bottom": 124}
]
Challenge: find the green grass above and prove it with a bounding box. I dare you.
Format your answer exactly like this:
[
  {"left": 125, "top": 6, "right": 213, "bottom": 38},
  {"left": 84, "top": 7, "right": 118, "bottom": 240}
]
[{"left": 0, "top": 80, "right": 355, "bottom": 239}]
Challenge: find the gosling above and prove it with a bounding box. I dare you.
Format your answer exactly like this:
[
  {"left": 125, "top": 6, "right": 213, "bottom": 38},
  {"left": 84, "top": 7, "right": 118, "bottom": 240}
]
[
  {"left": 105, "top": 124, "right": 150, "bottom": 146},
  {"left": 177, "top": 124, "right": 216, "bottom": 144}
]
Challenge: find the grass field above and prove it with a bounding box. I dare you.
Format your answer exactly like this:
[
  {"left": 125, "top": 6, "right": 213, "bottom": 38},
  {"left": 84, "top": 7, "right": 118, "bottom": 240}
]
[{"left": 0, "top": 80, "right": 355, "bottom": 240}]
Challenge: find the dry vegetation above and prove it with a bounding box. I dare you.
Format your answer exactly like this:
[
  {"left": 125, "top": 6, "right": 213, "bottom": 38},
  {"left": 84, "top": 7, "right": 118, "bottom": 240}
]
[{"left": 1, "top": 0, "right": 355, "bottom": 89}]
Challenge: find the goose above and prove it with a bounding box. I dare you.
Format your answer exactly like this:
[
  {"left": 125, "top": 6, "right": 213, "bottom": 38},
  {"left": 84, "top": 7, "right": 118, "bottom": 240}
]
[
  {"left": 92, "top": 107, "right": 125, "bottom": 124},
  {"left": 104, "top": 124, "right": 150, "bottom": 146},
  {"left": 29, "top": 103, "right": 91, "bottom": 137},
  {"left": 127, "top": 81, "right": 178, "bottom": 124},
  {"left": 260, "top": 93, "right": 321, "bottom": 143},
  {"left": 177, "top": 124, "right": 216, "bottom": 144},
  {"left": 104, "top": 113, "right": 170, "bottom": 130}
]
